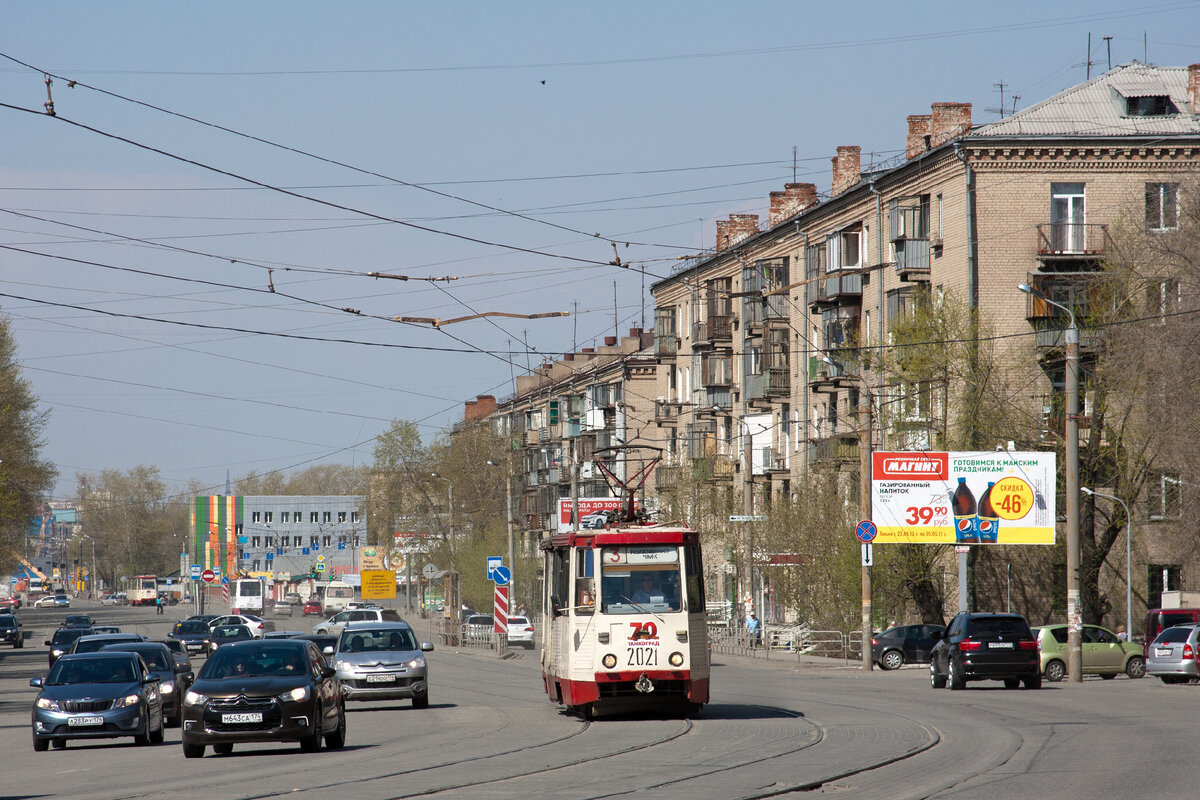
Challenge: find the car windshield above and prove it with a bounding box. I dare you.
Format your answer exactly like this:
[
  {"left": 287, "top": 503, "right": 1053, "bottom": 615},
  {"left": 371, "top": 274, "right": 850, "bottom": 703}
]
[
  {"left": 124, "top": 648, "right": 170, "bottom": 670},
  {"left": 203, "top": 645, "right": 307, "bottom": 678},
  {"left": 967, "top": 617, "right": 1031, "bottom": 636},
  {"left": 175, "top": 621, "right": 209, "bottom": 634},
  {"left": 214, "top": 626, "right": 249, "bottom": 638},
  {"left": 339, "top": 628, "right": 417, "bottom": 653},
  {"left": 0, "top": 615, "right": 15, "bottom": 625},
  {"left": 52, "top": 629, "right": 88, "bottom": 645},
  {"left": 1154, "top": 626, "right": 1195, "bottom": 644},
  {"left": 48, "top": 658, "right": 137, "bottom": 684}
]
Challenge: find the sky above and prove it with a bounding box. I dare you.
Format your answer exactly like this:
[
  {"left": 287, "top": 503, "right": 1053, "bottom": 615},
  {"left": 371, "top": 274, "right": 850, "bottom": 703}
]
[{"left": 2, "top": 1, "right": 1198, "bottom": 501}]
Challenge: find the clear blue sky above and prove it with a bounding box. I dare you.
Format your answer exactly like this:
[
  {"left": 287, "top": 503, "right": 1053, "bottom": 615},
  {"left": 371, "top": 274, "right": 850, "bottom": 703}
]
[{"left": 2, "top": 1, "right": 1197, "bottom": 500}]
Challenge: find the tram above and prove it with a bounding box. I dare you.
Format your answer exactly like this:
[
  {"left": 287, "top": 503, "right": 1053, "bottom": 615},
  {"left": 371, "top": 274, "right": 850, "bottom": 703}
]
[{"left": 540, "top": 521, "right": 709, "bottom": 718}]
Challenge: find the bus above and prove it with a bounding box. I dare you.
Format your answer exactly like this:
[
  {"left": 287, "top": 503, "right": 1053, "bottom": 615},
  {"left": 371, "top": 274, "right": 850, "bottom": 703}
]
[
  {"left": 232, "top": 577, "right": 268, "bottom": 613},
  {"left": 131, "top": 575, "right": 158, "bottom": 606},
  {"left": 322, "top": 580, "right": 355, "bottom": 615}
]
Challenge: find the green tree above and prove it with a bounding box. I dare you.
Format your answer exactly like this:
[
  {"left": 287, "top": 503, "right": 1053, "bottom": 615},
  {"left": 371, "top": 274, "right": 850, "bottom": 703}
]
[
  {"left": 77, "top": 466, "right": 185, "bottom": 586},
  {"left": 0, "top": 313, "right": 56, "bottom": 564}
]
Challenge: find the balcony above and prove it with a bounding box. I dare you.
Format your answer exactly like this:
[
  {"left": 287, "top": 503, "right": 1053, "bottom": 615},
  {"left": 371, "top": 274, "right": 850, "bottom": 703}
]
[
  {"left": 692, "top": 316, "right": 733, "bottom": 347},
  {"left": 895, "top": 237, "right": 931, "bottom": 280},
  {"left": 654, "top": 399, "right": 688, "bottom": 425},
  {"left": 1032, "top": 322, "right": 1105, "bottom": 351},
  {"left": 808, "top": 356, "right": 858, "bottom": 394},
  {"left": 808, "top": 437, "right": 860, "bottom": 465},
  {"left": 746, "top": 368, "right": 790, "bottom": 406},
  {"left": 523, "top": 429, "right": 540, "bottom": 447},
  {"left": 691, "top": 456, "right": 736, "bottom": 482},
  {"left": 809, "top": 271, "right": 863, "bottom": 308},
  {"left": 1036, "top": 223, "right": 1109, "bottom": 261},
  {"left": 656, "top": 333, "right": 679, "bottom": 358},
  {"left": 655, "top": 464, "right": 683, "bottom": 490}
]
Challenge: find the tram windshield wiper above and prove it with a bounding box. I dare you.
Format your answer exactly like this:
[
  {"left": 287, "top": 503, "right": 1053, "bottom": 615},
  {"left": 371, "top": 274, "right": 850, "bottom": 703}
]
[{"left": 619, "top": 595, "right": 665, "bottom": 624}]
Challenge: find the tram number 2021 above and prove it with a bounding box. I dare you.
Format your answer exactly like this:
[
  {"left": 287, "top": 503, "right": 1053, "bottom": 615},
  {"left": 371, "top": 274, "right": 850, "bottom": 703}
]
[{"left": 627, "top": 647, "right": 658, "bottom": 667}]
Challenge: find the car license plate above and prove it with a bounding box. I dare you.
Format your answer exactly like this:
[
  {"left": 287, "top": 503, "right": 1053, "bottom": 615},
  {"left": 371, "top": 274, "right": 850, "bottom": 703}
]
[
  {"left": 68, "top": 716, "right": 103, "bottom": 726},
  {"left": 988, "top": 642, "right": 1013, "bottom": 649},
  {"left": 1157, "top": 647, "right": 1172, "bottom": 657},
  {"left": 222, "top": 712, "right": 263, "bottom": 724},
  {"left": 366, "top": 674, "right": 396, "bottom": 683}
]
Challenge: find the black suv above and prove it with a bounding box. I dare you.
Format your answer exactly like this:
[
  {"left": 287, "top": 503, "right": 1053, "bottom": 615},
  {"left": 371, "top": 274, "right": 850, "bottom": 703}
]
[
  {"left": 929, "top": 612, "right": 1041, "bottom": 690},
  {"left": 0, "top": 613, "right": 22, "bottom": 648}
]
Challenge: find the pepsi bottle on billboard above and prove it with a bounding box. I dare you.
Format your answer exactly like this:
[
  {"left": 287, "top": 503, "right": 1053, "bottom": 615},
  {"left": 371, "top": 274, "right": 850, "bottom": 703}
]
[
  {"left": 977, "top": 481, "right": 1000, "bottom": 543},
  {"left": 951, "top": 477, "right": 979, "bottom": 543}
]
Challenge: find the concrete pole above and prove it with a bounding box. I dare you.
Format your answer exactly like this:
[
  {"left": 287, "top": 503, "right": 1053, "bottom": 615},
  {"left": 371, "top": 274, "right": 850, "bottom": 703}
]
[
  {"left": 1065, "top": 323, "right": 1082, "bottom": 683},
  {"left": 743, "top": 418, "right": 754, "bottom": 616},
  {"left": 859, "top": 387, "right": 873, "bottom": 672}
]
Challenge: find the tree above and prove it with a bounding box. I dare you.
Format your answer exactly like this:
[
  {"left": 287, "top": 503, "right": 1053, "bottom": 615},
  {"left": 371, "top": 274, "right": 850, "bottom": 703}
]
[
  {"left": 0, "top": 312, "right": 56, "bottom": 565},
  {"left": 77, "top": 466, "right": 185, "bottom": 585}
]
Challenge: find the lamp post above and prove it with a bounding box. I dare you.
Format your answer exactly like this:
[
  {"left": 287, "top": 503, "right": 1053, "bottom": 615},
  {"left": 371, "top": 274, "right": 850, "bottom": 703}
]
[
  {"left": 1019, "top": 282, "right": 1081, "bottom": 683},
  {"left": 824, "top": 356, "right": 874, "bottom": 672},
  {"left": 1082, "top": 487, "right": 1132, "bottom": 642},
  {"left": 486, "top": 460, "right": 516, "bottom": 589},
  {"left": 430, "top": 473, "right": 455, "bottom": 570}
]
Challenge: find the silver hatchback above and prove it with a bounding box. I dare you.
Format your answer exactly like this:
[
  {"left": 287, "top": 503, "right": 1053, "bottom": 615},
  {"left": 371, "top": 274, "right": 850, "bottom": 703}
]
[
  {"left": 1146, "top": 623, "right": 1200, "bottom": 684},
  {"left": 331, "top": 622, "right": 433, "bottom": 708}
]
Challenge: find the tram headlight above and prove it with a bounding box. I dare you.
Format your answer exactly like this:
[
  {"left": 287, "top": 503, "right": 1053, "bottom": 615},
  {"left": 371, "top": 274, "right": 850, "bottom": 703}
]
[
  {"left": 602, "top": 653, "right": 618, "bottom": 669},
  {"left": 669, "top": 651, "right": 685, "bottom": 667}
]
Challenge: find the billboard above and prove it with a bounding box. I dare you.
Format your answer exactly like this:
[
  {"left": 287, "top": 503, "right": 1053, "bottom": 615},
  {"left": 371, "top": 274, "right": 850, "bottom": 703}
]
[
  {"left": 557, "top": 498, "right": 641, "bottom": 533},
  {"left": 360, "top": 570, "right": 397, "bottom": 600},
  {"left": 870, "top": 451, "right": 1057, "bottom": 545}
]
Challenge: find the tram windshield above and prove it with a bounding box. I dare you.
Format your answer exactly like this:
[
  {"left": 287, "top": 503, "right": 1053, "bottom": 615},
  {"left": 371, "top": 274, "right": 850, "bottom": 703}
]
[{"left": 597, "top": 546, "right": 682, "bottom": 614}]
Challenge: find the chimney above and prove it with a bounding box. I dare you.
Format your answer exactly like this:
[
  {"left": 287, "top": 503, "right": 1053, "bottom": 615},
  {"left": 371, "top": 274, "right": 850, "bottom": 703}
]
[
  {"left": 563, "top": 353, "right": 574, "bottom": 362},
  {"left": 715, "top": 213, "right": 760, "bottom": 252},
  {"left": 830, "top": 146, "right": 861, "bottom": 197},
  {"left": 929, "top": 103, "right": 972, "bottom": 149},
  {"left": 464, "top": 395, "right": 496, "bottom": 421},
  {"left": 603, "top": 335, "right": 617, "bottom": 347},
  {"left": 629, "top": 327, "right": 640, "bottom": 338},
  {"left": 768, "top": 182, "right": 819, "bottom": 226},
  {"left": 1189, "top": 64, "right": 1200, "bottom": 115},
  {"left": 906, "top": 114, "right": 932, "bottom": 159}
]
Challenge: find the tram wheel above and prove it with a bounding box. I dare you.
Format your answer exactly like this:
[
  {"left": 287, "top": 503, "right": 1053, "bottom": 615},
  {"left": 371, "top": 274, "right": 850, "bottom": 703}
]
[{"left": 577, "top": 703, "right": 595, "bottom": 721}]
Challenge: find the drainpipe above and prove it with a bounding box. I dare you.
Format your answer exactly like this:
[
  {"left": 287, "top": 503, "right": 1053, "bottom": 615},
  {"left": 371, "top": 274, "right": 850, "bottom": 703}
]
[
  {"left": 869, "top": 182, "right": 885, "bottom": 448},
  {"left": 954, "top": 143, "right": 978, "bottom": 310},
  {"left": 795, "top": 222, "right": 809, "bottom": 480}
]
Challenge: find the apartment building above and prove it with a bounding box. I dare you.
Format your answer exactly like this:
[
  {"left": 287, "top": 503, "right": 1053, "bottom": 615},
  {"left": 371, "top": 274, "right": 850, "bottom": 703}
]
[{"left": 650, "top": 62, "right": 1200, "bottom": 615}]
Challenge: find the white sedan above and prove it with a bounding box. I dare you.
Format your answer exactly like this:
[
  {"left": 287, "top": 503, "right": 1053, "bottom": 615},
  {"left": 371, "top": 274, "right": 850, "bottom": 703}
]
[
  {"left": 34, "top": 594, "right": 69, "bottom": 608},
  {"left": 208, "top": 613, "right": 273, "bottom": 637}
]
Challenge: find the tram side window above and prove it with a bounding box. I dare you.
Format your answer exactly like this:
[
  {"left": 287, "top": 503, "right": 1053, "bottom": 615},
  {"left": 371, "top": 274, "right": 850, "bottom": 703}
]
[
  {"left": 575, "top": 548, "right": 595, "bottom": 614},
  {"left": 549, "top": 549, "right": 569, "bottom": 616},
  {"left": 685, "top": 543, "right": 705, "bottom": 611}
]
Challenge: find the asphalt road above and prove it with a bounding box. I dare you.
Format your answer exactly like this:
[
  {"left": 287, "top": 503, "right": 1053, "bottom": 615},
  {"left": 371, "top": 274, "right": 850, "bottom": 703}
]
[{"left": 0, "top": 600, "right": 1185, "bottom": 799}]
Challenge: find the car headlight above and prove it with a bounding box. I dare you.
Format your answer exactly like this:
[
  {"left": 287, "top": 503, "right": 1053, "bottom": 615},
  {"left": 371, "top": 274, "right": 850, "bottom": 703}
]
[
  {"left": 284, "top": 686, "right": 309, "bottom": 702},
  {"left": 184, "top": 690, "right": 207, "bottom": 706},
  {"left": 114, "top": 694, "right": 141, "bottom": 708},
  {"left": 51, "top": 649, "right": 64, "bottom": 656},
  {"left": 669, "top": 651, "right": 685, "bottom": 667},
  {"left": 36, "top": 697, "right": 61, "bottom": 712},
  {"left": 407, "top": 656, "right": 425, "bottom": 669},
  {"left": 160, "top": 681, "right": 175, "bottom": 694}
]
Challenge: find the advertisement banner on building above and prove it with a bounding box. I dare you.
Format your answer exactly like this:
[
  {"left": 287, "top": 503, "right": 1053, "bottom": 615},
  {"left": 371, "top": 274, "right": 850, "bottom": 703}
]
[
  {"left": 870, "top": 451, "right": 1057, "bottom": 545},
  {"left": 557, "top": 498, "right": 640, "bottom": 533}
]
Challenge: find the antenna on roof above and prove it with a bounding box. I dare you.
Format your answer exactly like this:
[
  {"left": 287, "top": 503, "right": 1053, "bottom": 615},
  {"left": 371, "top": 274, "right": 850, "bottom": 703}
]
[
  {"left": 986, "top": 81, "right": 1009, "bottom": 118},
  {"left": 1073, "top": 33, "right": 1096, "bottom": 80},
  {"left": 1103, "top": 35, "right": 1113, "bottom": 71}
]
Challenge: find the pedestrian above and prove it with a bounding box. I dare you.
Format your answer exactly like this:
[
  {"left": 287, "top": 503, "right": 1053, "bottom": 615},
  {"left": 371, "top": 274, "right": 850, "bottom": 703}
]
[
  {"left": 156, "top": 595, "right": 164, "bottom": 615},
  {"left": 1117, "top": 625, "right": 1129, "bottom": 641},
  {"left": 746, "top": 612, "right": 761, "bottom": 649}
]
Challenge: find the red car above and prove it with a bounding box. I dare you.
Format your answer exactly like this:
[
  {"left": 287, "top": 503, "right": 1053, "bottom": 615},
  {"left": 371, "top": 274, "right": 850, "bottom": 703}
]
[{"left": 303, "top": 599, "right": 322, "bottom": 616}]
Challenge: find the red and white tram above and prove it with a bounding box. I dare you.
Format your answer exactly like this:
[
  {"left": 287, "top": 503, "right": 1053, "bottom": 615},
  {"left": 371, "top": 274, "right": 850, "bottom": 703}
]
[{"left": 540, "top": 523, "right": 709, "bottom": 718}]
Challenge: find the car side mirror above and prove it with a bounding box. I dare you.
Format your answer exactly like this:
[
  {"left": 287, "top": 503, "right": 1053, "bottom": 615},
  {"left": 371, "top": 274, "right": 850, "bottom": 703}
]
[
  {"left": 321, "top": 665, "right": 336, "bottom": 680},
  {"left": 421, "top": 642, "right": 434, "bottom": 652},
  {"left": 145, "top": 674, "right": 160, "bottom": 683},
  {"left": 175, "top": 663, "right": 190, "bottom": 673},
  {"left": 29, "top": 677, "right": 43, "bottom": 688},
  {"left": 322, "top": 646, "right": 334, "bottom": 656},
  {"left": 43, "top": 640, "right": 51, "bottom": 646}
]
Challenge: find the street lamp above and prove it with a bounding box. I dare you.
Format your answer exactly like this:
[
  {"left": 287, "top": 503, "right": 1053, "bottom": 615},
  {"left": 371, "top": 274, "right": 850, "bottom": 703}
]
[
  {"left": 429, "top": 473, "right": 455, "bottom": 565},
  {"left": 823, "top": 355, "right": 874, "bottom": 673},
  {"left": 1082, "top": 487, "right": 1132, "bottom": 642},
  {"left": 1019, "top": 281, "right": 1082, "bottom": 683}
]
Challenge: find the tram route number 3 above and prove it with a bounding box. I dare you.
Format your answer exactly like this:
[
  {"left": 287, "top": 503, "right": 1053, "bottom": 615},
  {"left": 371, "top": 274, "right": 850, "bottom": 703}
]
[{"left": 627, "top": 621, "right": 660, "bottom": 666}]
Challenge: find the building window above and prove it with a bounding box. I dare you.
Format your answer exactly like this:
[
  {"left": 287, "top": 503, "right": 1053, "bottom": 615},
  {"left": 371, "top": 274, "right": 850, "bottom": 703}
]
[
  {"left": 886, "top": 285, "right": 929, "bottom": 326},
  {"left": 1050, "top": 183, "right": 1086, "bottom": 251},
  {"left": 265, "top": 536, "right": 274, "bottom": 547},
  {"left": 1146, "top": 183, "right": 1179, "bottom": 231},
  {"left": 1147, "top": 472, "right": 1182, "bottom": 520},
  {"left": 323, "top": 535, "right": 332, "bottom": 547},
  {"left": 1148, "top": 564, "right": 1182, "bottom": 610},
  {"left": 311, "top": 537, "right": 319, "bottom": 547},
  {"left": 1148, "top": 278, "right": 1181, "bottom": 321},
  {"left": 251, "top": 511, "right": 261, "bottom": 523},
  {"left": 310, "top": 511, "right": 319, "bottom": 523},
  {"left": 323, "top": 511, "right": 332, "bottom": 523},
  {"left": 338, "top": 511, "right": 347, "bottom": 523},
  {"left": 251, "top": 536, "right": 261, "bottom": 548},
  {"left": 264, "top": 511, "right": 273, "bottom": 524},
  {"left": 1126, "top": 95, "right": 1176, "bottom": 117},
  {"left": 293, "top": 536, "right": 302, "bottom": 547},
  {"left": 252, "top": 560, "right": 260, "bottom": 572},
  {"left": 351, "top": 511, "right": 359, "bottom": 523}
]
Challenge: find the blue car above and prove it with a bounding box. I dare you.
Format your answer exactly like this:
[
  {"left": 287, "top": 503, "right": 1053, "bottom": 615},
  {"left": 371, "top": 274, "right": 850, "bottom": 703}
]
[{"left": 30, "top": 651, "right": 165, "bottom": 750}]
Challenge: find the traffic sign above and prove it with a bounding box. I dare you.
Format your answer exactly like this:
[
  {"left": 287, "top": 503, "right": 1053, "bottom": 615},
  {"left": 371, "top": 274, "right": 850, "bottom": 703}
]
[
  {"left": 855, "top": 520, "right": 878, "bottom": 543},
  {"left": 316, "top": 554, "right": 326, "bottom": 562},
  {"left": 189, "top": 565, "right": 202, "bottom": 579},
  {"left": 201, "top": 569, "right": 215, "bottom": 584},
  {"left": 315, "top": 563, "right": 326, "bottom": 572},
  {"left": 487, "top": 556, "right": 503, "bottom": 580},
  {"left": 862, "top": 543, "right": 874, "bottom": 566},
  {"left": 422, "top": 563, "right": 439, "bottom": 580},
  {"left": 492, "top": 565, "right": 511, "bottom": 586},
  {"left": 729, "top": 515, "right": 767, "bottom": 522}
]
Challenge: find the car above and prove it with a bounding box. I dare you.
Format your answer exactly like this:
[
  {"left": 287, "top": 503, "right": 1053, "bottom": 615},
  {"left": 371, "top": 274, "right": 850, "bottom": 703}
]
[
  {"left": 29, "top": 651, "right": 165, "bottom": 751},
  {"left": 264, "top": 630, "right": 307, "bottom": 639},
  {"left": 63, "top": 614, "right": 93, "bottom": 628},
  {"left": 45, "top": 627, "right": 95, "bottom": 666},
  {"left": 100, "top": 593, "right": 123, "bottom": 606},
  {"left": 1033, "top": 623, "right": 1146, "bottom": 681},
  {"left": 303, "top": 600, "right": 323, "bottom": 616},
  {"left": 290, "top": 633, "right": 339, "bottom": 657},
  {"left": 159, "top": 638, "right": 195, "bottom": 680},
  {"left": 0, "top": 613, "right": 23, "bottom": 648},
  {"left": 463, "top": 614, "right": 495, "bottom": 645},
  {"left": 91, "top": 625, "right": 122, "bottom": 635},
  {"left": 209, "top": 614, "right": 273, "bottom": 638},
  {"left": 170, "top": 620, "right": 215, "bottom": 656},
  {"left": 331, "top": 622, "right": 433, "bottom": 708},
  {"left": 157, "top": 592, "right": 180, "bottom": 606},
  {"left": 273, "top": 600, "right": 294, "bottom": 617},
  {"left": 1146, "top": 623, "right": 1200, "bottom": 683},
  {"left": 180, "top": 638, "right": 346, "bottom": 758},
  {"left": 70, "top": 633, "right": 146, "bottom": 656},
  {"left": 208, "top": 625, "right": 255, "bottom": 653},
  {"left": 187, "top": 614, "right": 223, "bottom": 627},
  {"left": 284, "top": 593, "right": 303, "bottom": 606},
  {"left": 579, "top": 510, "right": 611, "bottom": 529},
  {"left": 314, "top": 607, "right": 403, "bottom": 637},
  {"left": 929, "top": 612, "right": 1041, "bottom": 690},
  {"left": 0, "top": 596, "right": 17, "bottom": 612},
  {"left": 34, "top": 594, "right": 69, "bottom": 609},
  {"left": 101, "top": 642, "right": 190, "bottom": 726},
  {"left": 506, "top": 616, "right": 535, "bottom": 649},
  {"left": 1143, "top": 609, "right": 1200, "bottom": 655},
  {"left": 872, "top": 623, "right": 946, "bottom": 670}
]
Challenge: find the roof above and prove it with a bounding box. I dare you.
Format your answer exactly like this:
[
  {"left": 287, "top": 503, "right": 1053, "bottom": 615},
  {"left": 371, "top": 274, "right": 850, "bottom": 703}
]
[{"left": 974, "top": 62, "right": 1200, "bottom": 138}]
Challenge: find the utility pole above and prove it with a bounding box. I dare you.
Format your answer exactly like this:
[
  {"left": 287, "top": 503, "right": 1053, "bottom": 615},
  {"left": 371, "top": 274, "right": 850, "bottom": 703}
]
[{"left": 859, "top": 383, "right": 873, "bottom": 673}]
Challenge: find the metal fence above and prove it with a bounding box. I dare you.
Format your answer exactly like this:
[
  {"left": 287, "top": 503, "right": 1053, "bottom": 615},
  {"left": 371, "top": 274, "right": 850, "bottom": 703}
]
[{"left": 708, "top": 624, "right": 862, "bottom": 663}]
